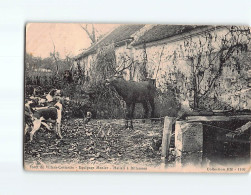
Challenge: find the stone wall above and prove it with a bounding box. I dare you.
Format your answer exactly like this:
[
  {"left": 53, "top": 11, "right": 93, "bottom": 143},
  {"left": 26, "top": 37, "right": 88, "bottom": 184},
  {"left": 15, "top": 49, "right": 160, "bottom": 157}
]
[
  {"left": 75, "top": 27, "right": 251, "bottom": 111},
  {"left": 74, "top": 53, "right": 97, "bottom": 82},
  {"left": 130, "top": 27, "right": 250, "bottom": 110}
]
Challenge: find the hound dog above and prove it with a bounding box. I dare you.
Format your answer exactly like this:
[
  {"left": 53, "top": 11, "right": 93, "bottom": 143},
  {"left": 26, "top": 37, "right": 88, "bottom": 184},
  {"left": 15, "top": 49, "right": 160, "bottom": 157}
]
[
  {"left": 25, "top": 100, "right": 63, "bottom": 141},
  {"left": 46, "top": 89, "right": 61, "bottom": 102},
  {"left": 24, "top": 100, "right": 34, "bottom": 135},
  {"left": 84, "top": 111, "right": 92, "bottom": 123},
  {"left": 28, "top": 89, "right": 61, "bottom": 107},
  {"left": 33, "top": 86, "right": 43, "bottom": 96}
]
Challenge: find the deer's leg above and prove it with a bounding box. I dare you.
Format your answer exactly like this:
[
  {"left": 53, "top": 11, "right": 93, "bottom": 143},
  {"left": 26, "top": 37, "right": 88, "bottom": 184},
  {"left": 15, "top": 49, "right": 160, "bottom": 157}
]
[
  {"left": 130, "top": 103, "right": 135, "bottom": 129},
  {"left": 142, "top": 101, "right": 149, "bottom": 123},
  {"left": 149, "top": 97, "right": 155, "bottom": 119},
  {"left": 125, "top": 103, "right": 131, "bottom": 129},
  {"left": 131, "top": 103, "right": 135, "bottom": 118}
]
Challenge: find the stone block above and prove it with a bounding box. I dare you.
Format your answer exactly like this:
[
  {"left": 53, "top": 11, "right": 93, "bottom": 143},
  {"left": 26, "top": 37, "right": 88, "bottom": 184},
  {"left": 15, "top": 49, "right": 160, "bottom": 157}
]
[{"left": 175, "top": 121, "right": 203, "bottom": 167}]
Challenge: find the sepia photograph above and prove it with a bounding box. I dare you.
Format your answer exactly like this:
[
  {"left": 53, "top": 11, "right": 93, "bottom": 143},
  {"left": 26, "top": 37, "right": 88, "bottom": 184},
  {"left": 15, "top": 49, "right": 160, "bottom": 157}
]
[{"left": 24, "top": 23, "right": 251, "bottom": 172}]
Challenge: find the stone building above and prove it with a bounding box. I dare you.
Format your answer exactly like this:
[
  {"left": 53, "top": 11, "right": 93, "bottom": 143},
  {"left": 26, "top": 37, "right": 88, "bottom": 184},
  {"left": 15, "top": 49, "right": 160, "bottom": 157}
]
[{"left": 74, "top": 24, "right": 251, "bottom": 111}]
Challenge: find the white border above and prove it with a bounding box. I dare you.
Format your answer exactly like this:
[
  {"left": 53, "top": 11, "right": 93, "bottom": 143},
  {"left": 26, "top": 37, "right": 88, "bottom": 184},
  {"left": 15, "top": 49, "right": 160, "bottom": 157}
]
[{"left": 0, "top": 0, "right": 250, "bottom": 194}]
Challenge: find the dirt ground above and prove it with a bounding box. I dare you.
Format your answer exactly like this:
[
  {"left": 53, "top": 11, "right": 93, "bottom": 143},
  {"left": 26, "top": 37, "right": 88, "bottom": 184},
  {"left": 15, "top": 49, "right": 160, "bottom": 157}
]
[{"left": 24, "top": 119, "right": 172, "bottom": 167}]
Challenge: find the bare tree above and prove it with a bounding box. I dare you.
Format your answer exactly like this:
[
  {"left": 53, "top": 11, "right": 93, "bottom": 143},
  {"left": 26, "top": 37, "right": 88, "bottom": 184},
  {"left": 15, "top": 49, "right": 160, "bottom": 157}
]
[
  {"left": 49, "top": 35, "right": 60, "bottom": 74},
  {"left": 80, "top": 24, "right": 97, "bottom": 45},
  {"left": 154, "top": 45, "right": 165, "bottom": 80}
]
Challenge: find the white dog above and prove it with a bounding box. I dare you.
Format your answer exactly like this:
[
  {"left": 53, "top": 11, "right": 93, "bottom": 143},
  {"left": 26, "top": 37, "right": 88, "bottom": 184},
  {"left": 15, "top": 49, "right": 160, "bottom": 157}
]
[{"left": 25, "top": 101, "right": 63, "bottom": 141}]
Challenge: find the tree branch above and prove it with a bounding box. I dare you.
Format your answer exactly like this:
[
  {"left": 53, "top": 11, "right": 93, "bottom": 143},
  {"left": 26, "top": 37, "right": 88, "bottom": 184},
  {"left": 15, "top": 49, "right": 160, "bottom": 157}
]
[
  {"left": 49, "top": 35, "right": 59, "bottom": 74},
  {"left": 80, "top": 24, "right": 96, "bottom": 44},
  {"left": 155, "top": 45, "right": 165, "bottom": 79},
  {"left": 200, "top": 43, "right": 247, "bottom": 98}
]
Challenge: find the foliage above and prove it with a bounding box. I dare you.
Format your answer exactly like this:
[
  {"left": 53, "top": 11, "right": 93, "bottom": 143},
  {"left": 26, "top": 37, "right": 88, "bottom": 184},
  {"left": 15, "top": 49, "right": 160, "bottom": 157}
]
[
  {"left": 89, "top": 81, "right": 125, "bottom": 119},
  {"left": 76, "top": 44, "right": 126, "bottom": 119},
  {"left": 26, "top": 44, "right": 125, "bottom": 119},
  {"left": 153, "top": 84, "right": 180, "bottom": 117},
  {"left": 25, "top": 53, "right": 73, "bottom": 74},
  {"left": 95, "top": 44, "right": 117, "bottom": 80}
]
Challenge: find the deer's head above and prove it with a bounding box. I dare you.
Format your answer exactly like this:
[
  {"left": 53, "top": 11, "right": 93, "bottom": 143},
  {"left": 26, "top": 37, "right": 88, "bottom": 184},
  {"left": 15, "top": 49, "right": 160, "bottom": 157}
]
[
  {"left": 105, "top": 60, "right": 133, "bottom": 86},
  {"left": 105, "top": 74, "right": 124, "bottom": 86}
]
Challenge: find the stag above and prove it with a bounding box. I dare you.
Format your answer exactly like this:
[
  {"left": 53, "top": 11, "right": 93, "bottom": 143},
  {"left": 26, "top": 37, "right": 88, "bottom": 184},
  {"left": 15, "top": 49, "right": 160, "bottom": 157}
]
[{"left": 105, "top": 67, "right": 156, "bottom": 129}]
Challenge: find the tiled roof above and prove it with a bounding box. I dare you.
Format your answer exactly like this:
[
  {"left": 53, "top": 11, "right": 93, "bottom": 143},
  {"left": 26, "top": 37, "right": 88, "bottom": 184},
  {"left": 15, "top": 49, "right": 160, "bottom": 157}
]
[
  {"left": 75, "top": 24, "right": 210, "bottom": 60},
  {"left": 75, "top": 24, "right": 145, "bottom": 59},
  {"left": 131, "top": 25, "right": 208, "bottom": 46}
]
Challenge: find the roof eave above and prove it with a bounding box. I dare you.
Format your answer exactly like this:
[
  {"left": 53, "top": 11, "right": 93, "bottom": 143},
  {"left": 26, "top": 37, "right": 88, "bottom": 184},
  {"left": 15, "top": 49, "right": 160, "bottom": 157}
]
[
  {"left": 132, "top": 26, "right": 225, "bottom": 48},
  {"left": 74, "top": 50, "right": 97, "bottom": 60},
  {"left": 114, "top": 38, "right": 134, "bottom": 47}
]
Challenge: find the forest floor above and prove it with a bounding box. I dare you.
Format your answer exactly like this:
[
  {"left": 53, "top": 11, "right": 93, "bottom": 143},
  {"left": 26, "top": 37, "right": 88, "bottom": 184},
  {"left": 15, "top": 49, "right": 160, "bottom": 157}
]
[{"left": 24, "top": 118, "right": 176, "bottom": 169}]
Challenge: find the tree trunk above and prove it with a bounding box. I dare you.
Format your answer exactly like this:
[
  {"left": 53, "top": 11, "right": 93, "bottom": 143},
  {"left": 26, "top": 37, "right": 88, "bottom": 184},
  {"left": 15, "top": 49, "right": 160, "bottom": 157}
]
[
  {"left": 193, "top": 90, "right": 199, "bottom": 110},
  {"left": 190, "top": 58, "right": 199, "bottom": 110}
]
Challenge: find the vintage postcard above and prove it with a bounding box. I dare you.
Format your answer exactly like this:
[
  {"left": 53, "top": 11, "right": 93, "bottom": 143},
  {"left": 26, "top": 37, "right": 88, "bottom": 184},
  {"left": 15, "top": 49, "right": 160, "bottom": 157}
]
[{"left": 24, "top": 23, "right": 251, "bottom": 173}]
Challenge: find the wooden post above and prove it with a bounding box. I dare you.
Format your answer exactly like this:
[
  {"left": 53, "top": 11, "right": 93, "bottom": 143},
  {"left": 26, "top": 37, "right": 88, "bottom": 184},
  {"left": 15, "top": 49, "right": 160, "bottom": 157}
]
[{"left": 161, "top": 116, "right": 175, "bottom": 167}]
